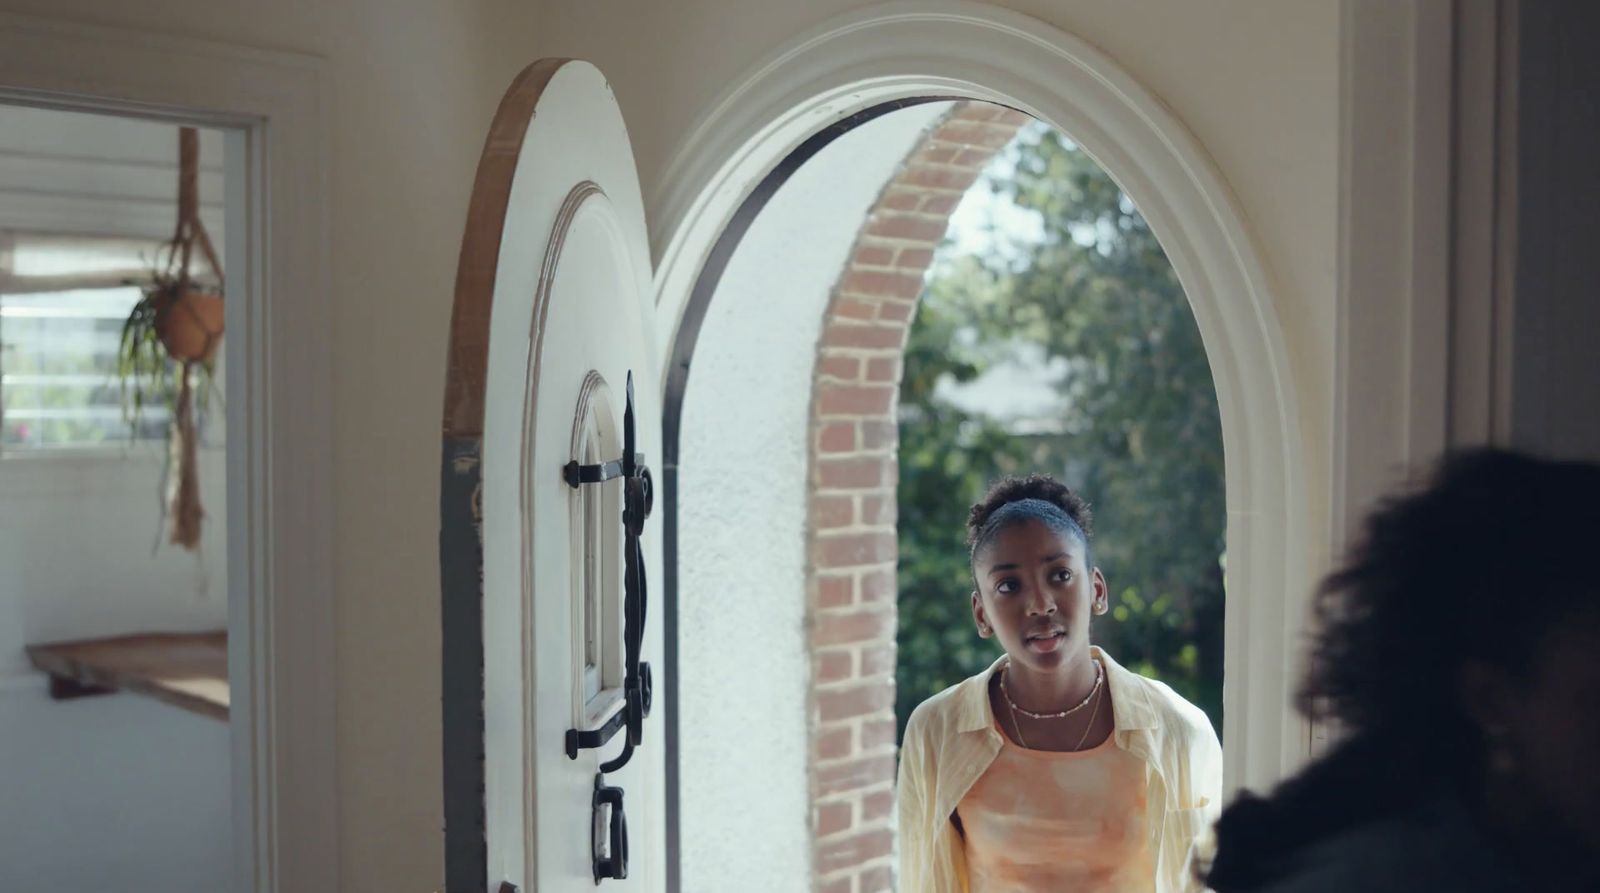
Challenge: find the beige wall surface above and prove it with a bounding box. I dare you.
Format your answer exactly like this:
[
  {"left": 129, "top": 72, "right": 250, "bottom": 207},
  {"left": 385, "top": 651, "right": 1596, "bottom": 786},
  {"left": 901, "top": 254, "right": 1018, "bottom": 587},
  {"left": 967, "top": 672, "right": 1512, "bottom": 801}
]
[
  {"left": 0, "top": 0, "right": 538, "bottom": 888},
  {"left": 0, "top": 1, "right": 1343, "bottom": 889},
  {"left": 531, "top": 0, "right": 1342, "bottom": 504}
]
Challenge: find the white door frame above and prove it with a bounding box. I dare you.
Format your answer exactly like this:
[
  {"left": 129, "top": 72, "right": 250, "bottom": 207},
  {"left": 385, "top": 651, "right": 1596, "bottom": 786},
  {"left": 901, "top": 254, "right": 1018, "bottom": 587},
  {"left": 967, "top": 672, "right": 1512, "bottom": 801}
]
[{"left": 0, "top": 14, "right": 335, "bottom": 892}]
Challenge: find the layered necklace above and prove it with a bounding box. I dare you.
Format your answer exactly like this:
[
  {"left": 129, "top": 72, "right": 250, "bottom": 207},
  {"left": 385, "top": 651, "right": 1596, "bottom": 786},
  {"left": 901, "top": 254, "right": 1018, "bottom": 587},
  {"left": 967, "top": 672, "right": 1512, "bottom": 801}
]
[{"left": 999, "top": 658, "right": 1105, "bottom": 751}]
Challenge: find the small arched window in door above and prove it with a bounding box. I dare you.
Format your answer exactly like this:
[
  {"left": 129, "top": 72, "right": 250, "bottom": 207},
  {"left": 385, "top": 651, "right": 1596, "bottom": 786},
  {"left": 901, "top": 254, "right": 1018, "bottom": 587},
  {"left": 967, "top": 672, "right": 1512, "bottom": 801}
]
[{"left": 571, "top": 371, "right": 625, "bottom": 725}]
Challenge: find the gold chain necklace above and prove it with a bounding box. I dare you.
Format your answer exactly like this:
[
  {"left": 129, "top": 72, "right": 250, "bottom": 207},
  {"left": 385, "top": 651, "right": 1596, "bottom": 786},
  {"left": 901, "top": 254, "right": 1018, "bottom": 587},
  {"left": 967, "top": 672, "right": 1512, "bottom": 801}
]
[{"left": 1071, "top": 681, "right": 1104, "bottom": 750}]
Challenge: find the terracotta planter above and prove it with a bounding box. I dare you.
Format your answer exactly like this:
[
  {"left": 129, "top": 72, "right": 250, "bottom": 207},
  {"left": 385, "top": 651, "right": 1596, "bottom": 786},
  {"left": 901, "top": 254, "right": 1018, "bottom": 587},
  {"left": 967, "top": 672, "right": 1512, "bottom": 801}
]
[{"left": 154, "top": 285, "right": 225, "bottom": 363}]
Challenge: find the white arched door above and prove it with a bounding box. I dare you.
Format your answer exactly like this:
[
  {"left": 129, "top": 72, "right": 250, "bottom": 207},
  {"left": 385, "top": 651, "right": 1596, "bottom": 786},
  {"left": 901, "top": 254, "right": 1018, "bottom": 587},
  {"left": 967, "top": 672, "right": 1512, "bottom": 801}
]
[{"left": 441, "top": 60, "right": 663, "bottom": 892}]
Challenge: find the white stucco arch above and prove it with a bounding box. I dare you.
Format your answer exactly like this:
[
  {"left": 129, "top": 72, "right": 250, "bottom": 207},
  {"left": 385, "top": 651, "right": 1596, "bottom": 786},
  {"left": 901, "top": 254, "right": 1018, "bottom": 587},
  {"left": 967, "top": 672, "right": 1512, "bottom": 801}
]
[{"left": 650, "top": 0, "right": 1314, "bottom": 796}]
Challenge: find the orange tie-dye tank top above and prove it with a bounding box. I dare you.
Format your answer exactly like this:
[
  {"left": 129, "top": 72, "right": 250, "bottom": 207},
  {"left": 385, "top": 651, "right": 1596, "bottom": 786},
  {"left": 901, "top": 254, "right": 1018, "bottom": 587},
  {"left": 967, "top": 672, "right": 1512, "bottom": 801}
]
[{"left": 955, "top": 721, "right": 1155, "bottom": 892}]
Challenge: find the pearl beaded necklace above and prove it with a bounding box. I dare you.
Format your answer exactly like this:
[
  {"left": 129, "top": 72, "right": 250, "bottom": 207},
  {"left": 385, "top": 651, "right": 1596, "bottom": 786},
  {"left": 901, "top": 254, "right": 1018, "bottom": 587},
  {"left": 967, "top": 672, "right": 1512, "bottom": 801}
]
[{"left": 999, "top": 658, "right": 1103, "bottom": 719}]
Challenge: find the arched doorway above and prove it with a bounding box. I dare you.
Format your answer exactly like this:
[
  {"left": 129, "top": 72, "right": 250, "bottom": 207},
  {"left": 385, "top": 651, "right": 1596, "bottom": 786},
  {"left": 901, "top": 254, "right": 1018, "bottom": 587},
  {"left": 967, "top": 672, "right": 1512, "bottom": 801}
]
[{"left": 656, "top": 6, "right": 1314, "bottom": 892}]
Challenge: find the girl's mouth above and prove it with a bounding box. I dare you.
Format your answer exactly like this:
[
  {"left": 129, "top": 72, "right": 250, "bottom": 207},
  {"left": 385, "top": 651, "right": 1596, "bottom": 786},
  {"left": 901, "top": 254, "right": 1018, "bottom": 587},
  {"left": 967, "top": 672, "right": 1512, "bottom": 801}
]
[{"left": 1024, "top": 630, "right": 1066, "bottom": 653}]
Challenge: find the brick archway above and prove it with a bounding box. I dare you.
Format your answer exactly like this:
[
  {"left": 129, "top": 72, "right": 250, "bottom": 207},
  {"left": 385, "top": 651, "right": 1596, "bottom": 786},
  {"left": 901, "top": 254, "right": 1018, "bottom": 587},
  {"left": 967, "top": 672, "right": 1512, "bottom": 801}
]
[{"left": 805, "top": 101, "right": 1030, "bottom": 893}]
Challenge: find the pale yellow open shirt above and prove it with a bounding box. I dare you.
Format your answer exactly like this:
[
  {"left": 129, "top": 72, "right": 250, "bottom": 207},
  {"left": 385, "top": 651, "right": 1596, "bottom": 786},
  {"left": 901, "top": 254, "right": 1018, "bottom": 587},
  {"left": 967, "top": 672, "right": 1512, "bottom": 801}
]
[{"left": 897, "top": 648, "right": 1223, "bottom": 893}]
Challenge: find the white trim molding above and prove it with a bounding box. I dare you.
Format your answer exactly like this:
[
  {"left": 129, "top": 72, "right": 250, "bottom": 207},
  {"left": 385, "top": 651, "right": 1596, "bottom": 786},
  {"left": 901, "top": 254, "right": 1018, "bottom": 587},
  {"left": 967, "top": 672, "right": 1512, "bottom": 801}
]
[
  {"left": 649, "top": 0, "right": 1315, "bottom": 794},
  {"left": 1332, "top": 1, "right": 1510, "bottom": 552},
  {"left": 1334, "top": 0, "right": 1453, "bottom": 561},
  {"left": 0, "top": 15, "right": 335, "bottom": 892}
]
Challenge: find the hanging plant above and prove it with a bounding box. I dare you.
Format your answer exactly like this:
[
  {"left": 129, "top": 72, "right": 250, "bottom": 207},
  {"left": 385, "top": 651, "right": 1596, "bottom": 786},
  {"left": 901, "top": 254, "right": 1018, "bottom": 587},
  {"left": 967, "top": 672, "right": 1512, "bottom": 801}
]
[{"left": 118, "top": 126, "right": 224, "bottom": 551}]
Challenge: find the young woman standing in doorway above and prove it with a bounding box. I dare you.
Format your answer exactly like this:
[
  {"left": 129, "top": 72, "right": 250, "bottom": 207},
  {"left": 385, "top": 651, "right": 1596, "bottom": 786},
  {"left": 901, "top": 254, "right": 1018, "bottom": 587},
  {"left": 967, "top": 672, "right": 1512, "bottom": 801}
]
[{"left": 897, "top": 474, "right": 1221, "bottom": 893}]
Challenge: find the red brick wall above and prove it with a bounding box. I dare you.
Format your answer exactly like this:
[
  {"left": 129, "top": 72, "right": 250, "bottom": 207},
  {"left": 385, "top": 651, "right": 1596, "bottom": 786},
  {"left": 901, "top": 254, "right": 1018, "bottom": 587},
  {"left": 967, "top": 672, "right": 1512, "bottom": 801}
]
[{"left": 806, "top": 101, "right": 1030, "bottom": 893}]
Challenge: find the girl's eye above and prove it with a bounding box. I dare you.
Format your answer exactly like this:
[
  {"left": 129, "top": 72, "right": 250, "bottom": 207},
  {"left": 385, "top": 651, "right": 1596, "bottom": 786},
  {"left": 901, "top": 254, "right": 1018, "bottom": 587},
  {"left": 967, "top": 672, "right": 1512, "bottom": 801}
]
[
  {"left": 1052, "top": 568, "right": 1073, "bottom": 583},
  {"left": 996, "top": 579, "right": 1020, "bottom": 594}
]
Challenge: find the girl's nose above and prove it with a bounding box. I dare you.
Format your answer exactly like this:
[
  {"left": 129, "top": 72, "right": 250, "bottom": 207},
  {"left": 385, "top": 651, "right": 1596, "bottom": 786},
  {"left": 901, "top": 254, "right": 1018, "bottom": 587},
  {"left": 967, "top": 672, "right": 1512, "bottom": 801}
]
[{"left": 1025, "top": 589, "right": 1057, "bottom": 616}]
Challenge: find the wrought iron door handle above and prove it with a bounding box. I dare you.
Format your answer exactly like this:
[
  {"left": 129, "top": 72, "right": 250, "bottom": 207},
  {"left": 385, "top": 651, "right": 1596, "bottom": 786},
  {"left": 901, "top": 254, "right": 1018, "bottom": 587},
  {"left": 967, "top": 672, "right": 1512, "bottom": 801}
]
[
  {"left": 591, "top": 773, "right": 628, "bottom": 881},
  {"left": 565, "top": 371, "right": 653, "bottom": 773}
]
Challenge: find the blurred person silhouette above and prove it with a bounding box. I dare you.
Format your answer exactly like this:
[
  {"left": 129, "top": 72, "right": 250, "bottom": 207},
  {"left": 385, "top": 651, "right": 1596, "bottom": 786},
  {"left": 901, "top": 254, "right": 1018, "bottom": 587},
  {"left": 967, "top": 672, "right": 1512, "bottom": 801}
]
[{"left": 1203, "top": 449, "right": 1600, "bottom": 892}]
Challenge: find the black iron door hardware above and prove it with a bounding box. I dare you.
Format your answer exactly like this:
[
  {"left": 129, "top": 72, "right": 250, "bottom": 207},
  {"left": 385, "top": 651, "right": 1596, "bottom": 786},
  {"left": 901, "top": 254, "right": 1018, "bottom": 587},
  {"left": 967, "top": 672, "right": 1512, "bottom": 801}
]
[
  {"left": 591, "top": 773, "right": 628, "bottom": 882},
  {"left": 562, "top": 371, "right": 652, "bottom": 883}
]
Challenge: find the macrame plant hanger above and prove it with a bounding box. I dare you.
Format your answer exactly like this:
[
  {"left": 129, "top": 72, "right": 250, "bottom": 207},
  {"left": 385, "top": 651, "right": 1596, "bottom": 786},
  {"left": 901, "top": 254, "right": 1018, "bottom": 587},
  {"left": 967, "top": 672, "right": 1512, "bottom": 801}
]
[{"left": 162, "top": 127, "right": 224, "bottom": 550}]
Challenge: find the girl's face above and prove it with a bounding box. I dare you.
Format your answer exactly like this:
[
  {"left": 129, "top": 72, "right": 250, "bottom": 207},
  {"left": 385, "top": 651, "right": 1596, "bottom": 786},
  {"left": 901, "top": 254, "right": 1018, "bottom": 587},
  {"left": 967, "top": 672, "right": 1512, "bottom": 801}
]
[{"left": 971, "top": 518, "right": 1108, "bottom": 674}]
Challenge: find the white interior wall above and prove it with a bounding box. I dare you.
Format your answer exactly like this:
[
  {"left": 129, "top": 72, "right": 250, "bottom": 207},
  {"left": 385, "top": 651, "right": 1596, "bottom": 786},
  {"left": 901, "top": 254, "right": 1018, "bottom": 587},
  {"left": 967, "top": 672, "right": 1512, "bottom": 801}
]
[
  {"left": 0, "top": 453, "right": 227, "bottom": 672},
  {"left": 679, "top": 102, "right": 948, "bottom": 891},
  {"left": 0, "top": 3, "right": 542, "bottom": 887},
  {"left": 0, "top": 451, "right": 228, "bottom": 893},
  {"left": 0, "top": 106, "right": 229, "bottom": 892},
  {"left": 0, "top": 685, "right": 231, "bottom": 892}
]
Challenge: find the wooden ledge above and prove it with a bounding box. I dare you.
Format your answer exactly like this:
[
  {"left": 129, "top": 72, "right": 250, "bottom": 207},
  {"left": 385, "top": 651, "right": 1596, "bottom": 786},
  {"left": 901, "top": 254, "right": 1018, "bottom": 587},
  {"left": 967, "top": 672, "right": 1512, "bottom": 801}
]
[{"left": 25, "top": 631, "right": 228, "bottom": 721}]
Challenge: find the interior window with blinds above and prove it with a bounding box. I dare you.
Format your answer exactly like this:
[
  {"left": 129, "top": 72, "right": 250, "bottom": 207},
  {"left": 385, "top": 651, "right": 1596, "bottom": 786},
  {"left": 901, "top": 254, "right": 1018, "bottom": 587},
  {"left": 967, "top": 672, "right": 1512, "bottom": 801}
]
[{"left": 0, "top": 232, "right": 185, "bottom": 449}]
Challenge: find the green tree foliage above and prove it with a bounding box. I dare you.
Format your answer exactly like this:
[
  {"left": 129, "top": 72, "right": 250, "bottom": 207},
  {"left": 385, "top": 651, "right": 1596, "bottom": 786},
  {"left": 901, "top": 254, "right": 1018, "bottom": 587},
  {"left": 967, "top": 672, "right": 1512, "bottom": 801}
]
[{"left": 896, "top": 122, "right": 1225, "bottom": 739}]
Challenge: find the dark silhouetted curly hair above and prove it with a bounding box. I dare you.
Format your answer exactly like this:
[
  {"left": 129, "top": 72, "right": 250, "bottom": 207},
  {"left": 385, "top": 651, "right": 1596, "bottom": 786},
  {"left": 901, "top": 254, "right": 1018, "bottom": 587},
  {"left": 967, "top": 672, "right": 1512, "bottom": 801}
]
[{"left": 1206, "top": 448, "right": 1600, "bottom": 890}]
